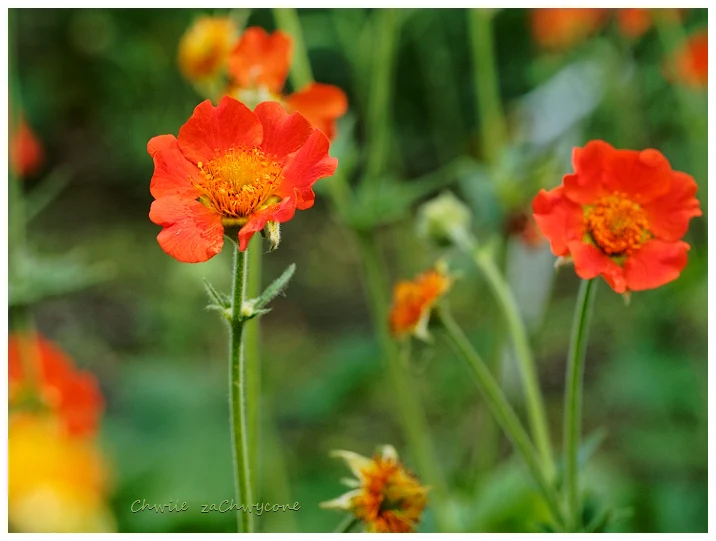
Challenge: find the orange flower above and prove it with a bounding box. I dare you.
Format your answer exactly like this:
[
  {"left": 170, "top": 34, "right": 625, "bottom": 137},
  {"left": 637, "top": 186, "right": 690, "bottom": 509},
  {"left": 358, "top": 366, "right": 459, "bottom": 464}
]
[
  {"left": 10, "top": 117, "right": 44, "bottom": 178},
  {"left": 666, "top": 30, "right": 708, "bottom": 89},
  {"left": 389, "top": 266, "right": 451, "bottom": 340},
  {"left": 148, "top": 96, "right": 337, "bottom": 262},
  {"left": 8, "top": 333, "right": 104, "bottom": 437},
  {"left": 9, "top": 413, "right": 114, "bottom": 532},
  {"left": 178, "top": 16, "right": 236, "bottom": 82},
  {"left": 227, "top": 27, "right": 348, "bottom": 140},
  {"left": 532, "top": 140, "right": 701, "bottom": 293},
  {"left": 321, "top": 446, "right": 428, "bottom": 533},
  {"left": 615, "top": 9, "right": 685, "bottom": 41},
  {"left": 531, "top": 8, "right": 608, "bottom": 52}
]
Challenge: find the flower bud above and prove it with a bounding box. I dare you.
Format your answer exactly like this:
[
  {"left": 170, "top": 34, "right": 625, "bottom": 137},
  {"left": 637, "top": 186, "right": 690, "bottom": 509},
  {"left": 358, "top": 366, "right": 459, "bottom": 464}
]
[{"left": 416, "top": 191, "right": 472, "bottom": 248}]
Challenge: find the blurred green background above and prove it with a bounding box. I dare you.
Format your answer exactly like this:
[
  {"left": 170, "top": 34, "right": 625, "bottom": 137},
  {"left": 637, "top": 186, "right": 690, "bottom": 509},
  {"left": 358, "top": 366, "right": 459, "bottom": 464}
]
[{"left": 11, "top": 8, "right": 707, "bottom": 533}]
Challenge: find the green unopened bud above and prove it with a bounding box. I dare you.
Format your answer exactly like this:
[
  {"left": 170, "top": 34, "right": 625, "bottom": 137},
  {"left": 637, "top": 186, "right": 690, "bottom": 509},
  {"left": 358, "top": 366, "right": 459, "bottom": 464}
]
[
  {"left": 263, "top": 220, "right": 281, "bottom": 252},
  {"left": 416, "top": 191, "right": 472, "bottom": 248}
]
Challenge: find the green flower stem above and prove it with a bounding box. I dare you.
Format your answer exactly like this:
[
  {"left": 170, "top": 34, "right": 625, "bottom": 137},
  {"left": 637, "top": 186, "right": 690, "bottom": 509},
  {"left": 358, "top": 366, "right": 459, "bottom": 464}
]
[
  {"left": 467, "top": 8, "right": 507, "bottom": 165},
  {"left": 355, "top": 231, "right": 454, "bottom": 532},
  {"left": 457, "top": 236, "right": 555, "bottom": 480},
  {"left": 244, "top": 235, "right": 262, "bottom": 502},
  {"left": 228, "top": 243, "right": 254, "bottom": 533},
  {"left": 334, "top": 515, "right": 359, "bottom": 533},
  {"left": 363, "top": 8, "right": 398, "bottom": 185},
  {"left": 563, "top": 279, "right": 598, "bottom": 531},
  {"left": 437, "top": 306, "right": 565, "bottom": 531},
  {"left": 272, "top": 7, "right": 353, "bottom": 217}
]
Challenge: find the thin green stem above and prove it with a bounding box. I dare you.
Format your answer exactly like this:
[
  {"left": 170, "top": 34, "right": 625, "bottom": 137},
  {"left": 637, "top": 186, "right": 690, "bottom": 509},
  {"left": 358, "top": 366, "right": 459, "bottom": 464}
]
[
  {"left": 334, "top": 515, "right": 359, "bottom": 533},
  {"left": 467, "top": 9, "right": 507, "bottom": 165},
  {"left": 244, "top": 235, "right": 262, "bottom": 504},
  {"left": 438, "top": 306, "right": 565, "bottom": 531},
  {"left": 563, "top": 279, "right": 598, "bottom": 532},
  {"left": 470, "top": 246, "right": 555, "bottom": 480},
  {"left": 363, "top": 8, "right": 398, "bottom": 185},
  {"left": 355, "top": 231, "right": 454, "bottom": 532},
  {"left": 228, "top": 243, "right": 254, "bottom": 533}
]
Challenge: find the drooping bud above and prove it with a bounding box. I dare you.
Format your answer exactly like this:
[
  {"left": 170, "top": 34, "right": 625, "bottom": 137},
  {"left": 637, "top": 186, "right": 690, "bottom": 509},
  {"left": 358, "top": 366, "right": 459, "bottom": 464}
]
[
  {"left": 263, "top": 220, "right": 281, "bottom": 252},
  {"left": 416, "top": 191, "right": 472, "bottom": 249}
]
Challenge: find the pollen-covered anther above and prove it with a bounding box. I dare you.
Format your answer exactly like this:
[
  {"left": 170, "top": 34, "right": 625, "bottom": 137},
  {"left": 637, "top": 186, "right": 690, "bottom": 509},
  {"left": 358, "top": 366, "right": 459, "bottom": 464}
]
[
  {"left": 586, "top": 192, "right": 650, "bottom": 255},
  {"left": 196, "top": 147, "right": 283, "bottom": 218}
]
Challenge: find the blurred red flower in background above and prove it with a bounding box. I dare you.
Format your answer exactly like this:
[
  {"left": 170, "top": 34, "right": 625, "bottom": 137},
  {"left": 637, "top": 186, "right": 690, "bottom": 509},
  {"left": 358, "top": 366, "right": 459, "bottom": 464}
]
[
  {"left": 389, "top": 267, "right": 451, "bottom": 340},
  {"left": 533, "top": 140, "right": 701, "bottom": 293},
  {"left": 148, "top": 96, "right": 337, "bottom": 261},
  {"left": 177, "top": 16, "right": 237, "bottom": 82},
  {"left": 666, "top": 30, "right": 708, "bottom": 89},
  {"left": 531, "top": 8, "right": 608, "bottom": 52},
  {"left": 10, "top": 117, "right": 44, "bottom": 178},
  {"left": 227, "top": 27, "right": 348, "bottom": 140},
  {"left": 8, "top": 332, "right": 104, "bottom": 437}
]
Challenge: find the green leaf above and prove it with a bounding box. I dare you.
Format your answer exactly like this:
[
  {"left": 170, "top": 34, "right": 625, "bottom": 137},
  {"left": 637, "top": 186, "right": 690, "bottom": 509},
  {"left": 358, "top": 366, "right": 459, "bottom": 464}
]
[
  {"left": 253, "top": 263, "right": 296, "bottom": 310},
  {"left": 203, "top": 278, "right": 230, "bottom": 309}
]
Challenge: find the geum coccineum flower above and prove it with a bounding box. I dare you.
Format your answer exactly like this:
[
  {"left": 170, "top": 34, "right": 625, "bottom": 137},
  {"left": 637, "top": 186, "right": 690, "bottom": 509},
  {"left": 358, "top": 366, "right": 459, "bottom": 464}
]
[
  {"left": 531, "top": 8, "right": 608, "bottom": 52},
  {"left": 10, "top": 117, "right": 44, "bottom": 178},
  {"left": 148, "top": 96, "right": 337, "bottom": 262},
  {"left": 389, "top": 266, "right": 451, "bottom": 341},
  {"left": 321, "top": 445, "right": 428, "bottom": 533},
  {"left": 227, "top": 26, "right": 347, "bottom": 140},
  {"left": 666, "top": 30, "right": 708, "bottom": 89},
  {"left": 177, "top": 16, "right": 236, "bottom": 83},
  {"left": 8, "top": 333, "right": 104, "bottom": 437},
  {"left": 533, "top": 140, "right": 701, "bottom": 293}
]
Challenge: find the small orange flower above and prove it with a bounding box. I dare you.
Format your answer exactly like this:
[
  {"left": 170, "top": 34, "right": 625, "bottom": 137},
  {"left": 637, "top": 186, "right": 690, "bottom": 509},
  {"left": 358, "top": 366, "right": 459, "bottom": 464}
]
[
  {"left": 8, "top": 333, "right": 104, "bottom": 437},
  {"left": 389, "top": 266, "right": 451, "bottom": 340},
  {"left": 178, "top": 16, "right": 236, "bottom": 82},
  {"left": 227, "top": 27, "right": 348, "bottom": 140},
  {"left": 533, "top": 140, "right": 701, "bottom": 293},
  {"left": 10, "top": 117, "right": 44, "bottom": 178},
  {"left": 615, "top": 9, "right": 685, "bottom": 41},
  {"left": 321, "top": 445, "right": 428, "bottom": 533},
  {"left": 531, "top": 8, "right": 608, "bottom": 52},
  {"left": 666, "top": 30, "right": 708, "bottom": 89},
  {"left": 9, "top": 413, "right": 115, "bottom": 532},
  {"left": 148, "top": 97, "right": 337, "bottom": 261}
]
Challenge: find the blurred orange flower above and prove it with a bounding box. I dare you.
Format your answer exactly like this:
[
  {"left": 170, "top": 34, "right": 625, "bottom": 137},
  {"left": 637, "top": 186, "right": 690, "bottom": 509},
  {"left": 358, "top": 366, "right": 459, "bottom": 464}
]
[
  {"left": 615, "top": 9, "right": 685, "bottom": 40},
  {"left": 148, "top": 96, "right": 337, "bottom": 261},
  {"left": 10, "top": 117, "right": 44, "bottom": 178},
  {"left": 666, "top": 30, "right": 708, "bottom": 89},
  {"left": 533, "top": 140, "right": 701, "bottom": 293},
  {"left": 389, "top": 266, "right": 451, "bottom": 340},
  {"left": 227, "top": 27, "right": 348, "bottom": 140},
  {"left": 531, "top": 8, "right": 608, "bottom": 52},
  {"left": 321, "top": 446, "right": 428, "bottom": 533},
  {"left": 8, "top": 333, "right": 104, "bottom": 437},
  {"left": 178, "top": 16, "right": 236, "bottom": 82},
  {"left": 8, "top": 413, "right": 115, "bottom": 532}
]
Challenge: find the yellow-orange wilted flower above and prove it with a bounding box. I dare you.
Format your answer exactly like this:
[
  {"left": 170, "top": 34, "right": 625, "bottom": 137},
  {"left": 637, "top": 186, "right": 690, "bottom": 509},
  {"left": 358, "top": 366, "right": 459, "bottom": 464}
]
[
  {"left": 389, "top": 266, "right": 451, "bottom": 340},
  {"left": 178, "top": 16, "right": 236, "bottom": 82},
  {"left": 8, "top": 413, "right": 115, "bottom": 532},
  {"left": 321, "top": 445, "right": 428, "bottom": 533}
]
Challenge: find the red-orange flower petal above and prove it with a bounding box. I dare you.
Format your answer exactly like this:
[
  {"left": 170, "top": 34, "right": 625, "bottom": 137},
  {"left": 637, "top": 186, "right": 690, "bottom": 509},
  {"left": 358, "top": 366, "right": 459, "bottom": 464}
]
[
  {"left": 644, "top": 171, "right": 703, "bottom": 242},
  {"left": 615, "top": 9, "right": 652, "bottom": 40},
  {"left": 623, "top": 240, "right": 690, "bottom": 291},
  {"left": 666, "top": 30, "right": 708, "bottom": 89},
  {"left": 148, "top": 135, "right": 202, "bottom": 199},
  {"left": 10, "top": 119, "right": 44, "bottom": 178},
  {"left": 8, "top": 333, "right": 104, "bottom": 437},
  {"left": 533, "top": 140, "right": 701, "bottom": 293},
  {"left": 254, "top": 101, "right": 314, "bottom": 162},
  {"left": 228, "top": 27, "right": 292, "bottom": 94},
  {"left": 532, "top": 188, "right": 583, "bottom": 256},
  {"left": 237, "top": 196, "right": 298, "bottom": 252},
  {"left": 149, "top": 196, "right": 225, "bottom": 263},
  {"left": 280, "top": 129, "right": 337, "bottom": 209},
  {"left": 284, "top": 82, "right": 349, "bottom": 141},
  {"left": 178, "top": 98, "right": 264, "bottom": 166}
]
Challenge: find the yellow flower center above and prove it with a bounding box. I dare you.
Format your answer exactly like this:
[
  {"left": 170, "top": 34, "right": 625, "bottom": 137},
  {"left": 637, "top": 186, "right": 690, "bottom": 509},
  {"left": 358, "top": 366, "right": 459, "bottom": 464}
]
[
  {"left": 585, "top": 193, "right": 650, "bottom": 255},
  {"left": 196, "top": 148, "right": 283, "bottom": 223}
]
